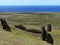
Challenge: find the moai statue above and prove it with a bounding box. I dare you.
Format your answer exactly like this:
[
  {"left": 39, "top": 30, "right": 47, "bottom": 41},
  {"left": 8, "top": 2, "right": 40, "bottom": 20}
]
[
  {"left": 47, "top": 24, "right": 52, "bottom": 32},
  {"left": 0, "top": 19, "right": 11, "bottom": 32},
  {"left": 15, "top": 25, "right": 26, "bottom": 30},
  {"left": 46, "top": 33, "right": 54, "bottom": 45},
  {"left": 41, "top": 26, "right": 47, "bottom": 41}
]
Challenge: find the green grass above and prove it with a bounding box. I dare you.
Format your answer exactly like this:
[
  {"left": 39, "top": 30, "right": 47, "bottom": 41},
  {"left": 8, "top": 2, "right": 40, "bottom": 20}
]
[{"left": 0, "top": 12, "right": 60, "bottom": 45}]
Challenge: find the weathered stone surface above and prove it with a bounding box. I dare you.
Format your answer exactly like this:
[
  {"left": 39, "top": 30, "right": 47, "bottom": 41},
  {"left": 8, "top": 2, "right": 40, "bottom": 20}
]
[
  {"left": 0, "top": 19, "right": 11, "bottom": 32},
  {"left": 47, "top": 24, "right": 52, "bottom": 32},
  {"left": 41, "top": 26, "right": 47, "bottom": 41},
  {"left": 46, "top": 33, "right": 54, "bottom": 45},
  {"left": 15, "top": 25, "right": 26, "bottom": 30}
]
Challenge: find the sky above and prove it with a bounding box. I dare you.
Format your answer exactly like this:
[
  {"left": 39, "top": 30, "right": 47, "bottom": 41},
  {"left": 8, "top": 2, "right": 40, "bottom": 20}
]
[{"left": 0, "top": 0, "right": 60, "bottom": 5}]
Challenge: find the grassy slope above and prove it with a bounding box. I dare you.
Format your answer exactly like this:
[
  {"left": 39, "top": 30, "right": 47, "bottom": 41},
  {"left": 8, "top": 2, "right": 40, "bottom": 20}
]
[{"left": 0, "top": 12, "right": 60, "bottom": 45}]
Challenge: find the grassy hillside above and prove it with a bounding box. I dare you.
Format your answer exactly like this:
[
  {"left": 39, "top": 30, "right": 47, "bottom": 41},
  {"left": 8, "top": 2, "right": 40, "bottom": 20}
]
[{"left": 0, "top": 12, "right": 60, "bottom": 45}]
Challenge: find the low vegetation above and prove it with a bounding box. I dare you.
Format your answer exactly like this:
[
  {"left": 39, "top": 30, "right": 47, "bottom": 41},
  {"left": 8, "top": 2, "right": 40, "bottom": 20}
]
[{"left": 0, "top": 12, "right": 60, "bottom": 45}]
